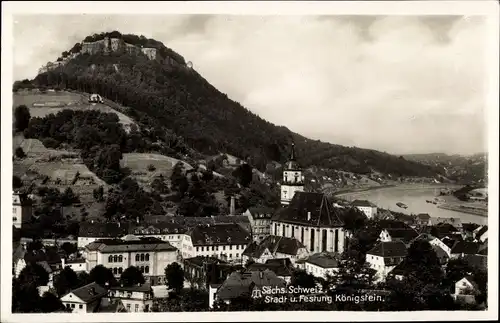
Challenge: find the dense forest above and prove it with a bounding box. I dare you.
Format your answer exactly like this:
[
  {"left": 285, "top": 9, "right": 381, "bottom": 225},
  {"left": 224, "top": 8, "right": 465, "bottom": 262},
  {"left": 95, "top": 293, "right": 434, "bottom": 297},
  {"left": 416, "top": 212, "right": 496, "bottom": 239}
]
[{"left": 26, "top": 32, "right": 443, "bottom": 177}]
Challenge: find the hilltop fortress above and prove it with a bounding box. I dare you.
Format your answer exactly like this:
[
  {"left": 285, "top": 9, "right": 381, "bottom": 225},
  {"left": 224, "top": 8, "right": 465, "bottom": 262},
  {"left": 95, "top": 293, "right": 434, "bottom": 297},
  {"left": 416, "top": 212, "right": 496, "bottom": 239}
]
[{"left": 39, "top": 34, "right": 185, "bottom": 74}]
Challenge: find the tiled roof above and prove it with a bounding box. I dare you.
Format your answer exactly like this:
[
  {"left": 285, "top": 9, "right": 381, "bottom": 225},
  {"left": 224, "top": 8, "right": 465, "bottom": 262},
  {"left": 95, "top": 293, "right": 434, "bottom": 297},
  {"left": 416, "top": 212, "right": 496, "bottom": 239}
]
[
  {"left": 247, "top": 259, "right": 293, "bottom": 277},
  {"left": 184, "top": 256, "right": 227, "bottom": 267},
  {"left": 431, "top": 217, "right": 462, "bottom": 227},
  {"left": 412, "top": 233, "right": 436, "bottom": 243},
  {"left": 475, "top": 225, "right": 488, "bottom": 238},
  {"left": 247, "top": 207, "right": 274, "bottom": 219},
  {"left": 431, "top": 245, "right": 450, "bottom": 264},
  {"left": 450, "top": 241, "right": 480, "bottom": 255},
  {"left": 66, "top": 258, "right": 86, "bottom": 264},
  {"left": 461, "top": 275, "right": 479, "bottom": 290},
  {"left": 306, "top": 252, "right": 339, "bottom": 268},
  {"left": 462, "top": 223, "right": 481, "bottom": 233},
  {"left": 36, "top": 261, "right": 53, "bottom": 274},
  {"left": 463, "top": 254, "right": 487, "bottom": 271},
  {"left": 242, "top": 235, "right": 305, "bottom": 258},
  {"left": 351, "top": 200, "right": 376, "bottom": 207},
  {"left": 477, "top": 243, "right": 487, "bottom": 255},
  {"left": 217, "top": 269, "right": 286, "bottom": 301},
  {"left": 367, "top": 241, "right": 408, "bottom": 258},
  {"left": 110, "top": 283, "right": 152, "bottom": 293},
  {"left": 377, "top": 220, "right": 410, "bottom": 230},
  {"left": 24, "top": 247, "right": 61, "bottom": 265},
  {"left": 272, "top": 192, "right": 344, "bottom": 228},
  {"left": 390, "top": 259, "right": 412, "bottom": 276},
  {"left": 416, "top": 213, "right": 431, "bottom": 220},
  {"left": 190, "top": 223, "right": 251, "bottom": 246},
  {"left": 65, "top": 282, "right": 108, "bottom": 304},
  {"left": 84, "top": 237, "right": 177, "bottom": 253},
  {"left": 385, "top": 228, "right": 418, "bottom": 243},
  {"left": 135, "top": 216, "right": 251, "bottom": 235},
  {"left": 79, "top": 222, "right": 130, "bottom": 238}
]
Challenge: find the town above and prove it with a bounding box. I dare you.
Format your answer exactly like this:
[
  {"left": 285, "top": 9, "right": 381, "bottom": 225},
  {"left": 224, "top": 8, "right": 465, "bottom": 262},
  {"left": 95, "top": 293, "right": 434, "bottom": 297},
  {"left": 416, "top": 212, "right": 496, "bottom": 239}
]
[{"left": 12, "top": 143, "right": 488, "bottom": 312}]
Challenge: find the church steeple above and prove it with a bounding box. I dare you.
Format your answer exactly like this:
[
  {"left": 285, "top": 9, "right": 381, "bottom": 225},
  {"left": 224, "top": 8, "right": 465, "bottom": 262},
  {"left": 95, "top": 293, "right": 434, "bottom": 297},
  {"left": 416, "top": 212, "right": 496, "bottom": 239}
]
[
  {"left": 281, "top": 142, "right": 304, "bottom": 206},
  {"left": 290, "top": 142, "right": 296, "bottom": 161}
]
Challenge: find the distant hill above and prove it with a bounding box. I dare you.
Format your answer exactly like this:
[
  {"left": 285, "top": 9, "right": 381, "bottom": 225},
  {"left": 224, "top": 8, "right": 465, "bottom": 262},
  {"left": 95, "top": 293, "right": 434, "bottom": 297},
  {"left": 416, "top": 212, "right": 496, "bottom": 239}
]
[
  {"left": 403, "top": 153, "right": 487, "bottom": 184},
  {"left": 24, "top": 30, "right": 442, "bottom": 178}
]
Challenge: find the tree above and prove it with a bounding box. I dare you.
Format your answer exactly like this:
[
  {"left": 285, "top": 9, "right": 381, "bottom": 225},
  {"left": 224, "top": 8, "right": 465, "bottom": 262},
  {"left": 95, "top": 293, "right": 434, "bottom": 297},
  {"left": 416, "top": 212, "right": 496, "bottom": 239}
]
[
  {"left": 93, "top": 186, "right": 104, "bottom": 202},
  {"left": 40, "top": 291, "right": 66, "bottom": 313},
  {"left": 54, "top": 266, "right": 79, "bottom": 296},
  {"left": 120, "top": 266, "right": 145, "bottom": 287},
  {"left": 89, "top": 265, "right": 116, "bottom": 286},
  {"left": 232, "top": 163, "right": 253, "bottom": 187},
  {"left": 170, "top": 162, "right": 189, "bottom": 197},
  {"left": 14, "top": 105, "right": 31, "bottom": 132},
  {"left": 15, "top": 147, "right": 26, "bottom": 159},
  {"left": 290, "top": 269, "right": 317, "bottom": 290},
  {"left": 13, "top": 175, "right": 23, "bottom": 189},
  {"left": 164, "top": 262, "right": 184, "bottom": 294},
  {"left": 147, "top": 164, "right": 156, "bottom": 172},
  {"left": 61, "top": 187, "right": 79, "bottom": 206},
  {"left": 61, "top": 242, "right": 78, "bottom": 257},
  {"left": 151, "top": 176, "right": 169, "bottom": 194},
  {"left": 18, "top": 263, "right": 50, "bottom": 287},
  {"left": 27, "top": 239, "right": 44, "bottom": 253},
  {"left": 12, "top": 278, "right": 43, "bottom": 313}
]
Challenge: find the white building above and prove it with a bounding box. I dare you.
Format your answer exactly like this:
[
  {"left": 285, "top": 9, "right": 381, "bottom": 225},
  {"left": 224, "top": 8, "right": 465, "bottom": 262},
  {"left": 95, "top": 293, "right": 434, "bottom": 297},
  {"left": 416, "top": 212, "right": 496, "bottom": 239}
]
[
  {"left": 243, "top": 207, "right": 274, "bottom": 242},
  {"left": 271, "top": 192, "right": 347, "bottom": 255},
  {"left": 280, "top": 143, "right": 304, "bottom": 205},
  {"left": 242, "top": 235, "right": 308, "bottom": 265},
  {"left": 304, "top": 252, "right": 339, "bottom": 280},
  {"left": 379, "top": 228, "right": 418, "bottom": 246},
  {"left": 83, "top": 235, "right": 179, "bottom": 285},
  {"left": 60, "top": 282, "right": 108, "bottom": 313},
  {"left": 452, "top": 276, "right": 480, "bottom": 304},
  {"left": 107, "top": 283, "right": 154, "bottom": 312},
  {"left": 62, "top": 258, "right": 87, "bottom": 273},
  {"left": 366, "top": 241, "right": 408, "bottom": 282},
  {"left": 473, "top": 226, "right": 488, "bottom": 243},
  {"left": 78, "top": 222, "right": 130, "bottom": 249},
  {"left": 351, "top": 200, "right": 378, "bottom": 219},
  {"left": 12, "top": 191, "right": 33, "bottom": 229}
]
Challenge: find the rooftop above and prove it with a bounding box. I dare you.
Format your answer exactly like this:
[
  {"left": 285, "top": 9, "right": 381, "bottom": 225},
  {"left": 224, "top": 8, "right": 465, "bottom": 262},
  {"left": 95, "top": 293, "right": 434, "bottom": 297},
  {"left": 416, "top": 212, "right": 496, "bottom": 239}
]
[
  {"left": 63, "top": 282, "right": 108, "bottom": 304},
  {"left": 184, "top": 256, "right": 228, "bottom": 267},
  {"left": 246, "top": 258, "right": 293, "bottom": 277},
  {"left": 384, "top": 228, "right": 419, "bottom": 243},
  {"left": 306, "top": 252, "right": 340, "bottom": 268},
  {"left": 367, "top": 241, "right": 408, "bottom": 258},
  {"left": 217, "top": 269, "right": 286, "bottom": 301},
  {"left": 84, "top": 236, "right": 177, "bottom": 253},
  {"left": 272, "top": 192, "right": 344, "bottom": 228},
  {"left": 190, "top": 223, "right": 251, "bottom": 246},
  {"left": 242, "top": 235, "right": 305, "bottom": 258},
  {"left": 351, "top": 200, "right": 376, "bottom": 208}
]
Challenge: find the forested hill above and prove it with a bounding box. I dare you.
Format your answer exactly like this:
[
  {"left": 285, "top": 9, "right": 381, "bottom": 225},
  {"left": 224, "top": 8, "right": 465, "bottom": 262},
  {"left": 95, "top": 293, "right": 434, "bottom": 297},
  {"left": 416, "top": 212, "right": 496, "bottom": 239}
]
[{"left": 29, "top": 31, "right": 442, "bottom": 177}]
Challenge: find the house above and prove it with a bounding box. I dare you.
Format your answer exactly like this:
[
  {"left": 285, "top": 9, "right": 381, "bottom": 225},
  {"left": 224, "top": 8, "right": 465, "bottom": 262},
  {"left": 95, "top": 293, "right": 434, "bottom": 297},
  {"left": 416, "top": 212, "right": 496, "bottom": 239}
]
[
  {"left": 62, "top": 258, "right": 87, "bottom": 273},
  {"left": 430, "top": 217, "right": 462, "bottom": 229},
  {"left": 78, "top": 222, "right": 131, "bottom": 249},
  {"left": 467, "top": 188, "right": 487, "bottom": 201},
  {"left": 244, "top": 207, "right": 274, "bottom": 241},
  {"left": 83, "top": 235, "right": 179, "bottom": 285},
  {"left": 379, "top": 228, "right": 418, "bottom": 246},
  {"left": 242, "top": 235, "right": 308, "bottom": 265},
  {"left": 389, "top": 259, "right": 412, "bottom": 280},
  {"left": 473, "top": 226, "right": 488, "bottom": 243},
  {"left": 452, "top": 276, "right": 480, "bottom": 305},
  {"left": 463, "top": 253, "right": 487, "bottom": 272},
  {"left": 246, "top": 258, "right": 294, "bottom": 283},
  {"left": 188, "top": 223, "right": 252, "bottom": 264},
  {"left": 366, "top": 241, "right": 408, "bottom": 282},
  {"left": 12, "top": 191, "right": 33, "bottom": 229},
  {"left": 449, "top": 241, "right": 480, "bottom": 259},
  {"left": 183, "top": 256, "right": 239, "bottom": 290},
  {"left": 107, "top": 283, "right": 154, "bottom": 312},
  {"left": 15, "top": 247, "right": 63, "bottom": 279},
  {"left": 377, "top": 219, "right": 411, "bottom": 230},
  {"left": 415, "top": 213, "right": 431, "bottom": 226},
  {"left": 429, "top": 223, "right": 462, "bottom": 240},
  {"left": 271, "top": 192, "right": 346, "bottom": 254},
  {"left": 209, "top": 269, "right": 286, "bottom": 308},
  {"left": 60, "top": 282, "right": 108, "bottom": 313},
  {"left": 351, "top": 200, "right": 378, "bottom": 219},
  {"left": 304, "top": 252, "right": 339, "bottom": 280}
]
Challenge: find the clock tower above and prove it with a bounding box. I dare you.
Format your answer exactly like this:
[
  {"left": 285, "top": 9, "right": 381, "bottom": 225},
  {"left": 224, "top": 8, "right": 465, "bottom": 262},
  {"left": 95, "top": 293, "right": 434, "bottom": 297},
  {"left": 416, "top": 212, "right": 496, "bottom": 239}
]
[{"left": 280, "top": 143, "right": 304, "bottom": 206}]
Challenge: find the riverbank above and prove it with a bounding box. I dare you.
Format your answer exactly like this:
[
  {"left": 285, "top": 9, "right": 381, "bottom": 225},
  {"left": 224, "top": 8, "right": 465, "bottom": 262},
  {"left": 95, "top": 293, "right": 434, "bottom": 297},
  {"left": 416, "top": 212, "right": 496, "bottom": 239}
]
[
  {"left": 333, "top": 183, "right": 461, "bottom": 198},
  {"left": 437, "top": 204, "right": 488, "bottom": 217}
]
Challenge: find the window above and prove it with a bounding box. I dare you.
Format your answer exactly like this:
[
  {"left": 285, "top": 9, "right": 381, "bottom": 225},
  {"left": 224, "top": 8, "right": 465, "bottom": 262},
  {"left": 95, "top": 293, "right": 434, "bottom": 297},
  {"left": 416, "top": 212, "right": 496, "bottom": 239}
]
[
  {"left": 140, "top": 254, "right": 145, "bottom": 262},
  {"left": 310, "top": 229, "right": 315, "bottom": 252},
  {"left": 71, "top": 304, "right": 75, "bottom": 308},
  {"left": 140, "top": 266, "right": 144, "bottom": 273},
  {"left": 230, "top": 254, "right": 232, "bottom": 258},
  {"left": 135, "top": 304, "right": 139, "bottom": 312},
  {"left": 113, "top": 268, "right": 118, "bottom": 275},
  {"left": 13, "top": 217, "right": 18, "bottom": 221},
  {"left": 222, "top": 246, "right": 225, "bottom": 251},
  {"left": 79, "top": 305, "right": 83, "bottom": 309},
  {"left": 109, "top": 255, "right": 113, "bottom": 263},
  {"left": 196, "top": 247, "right": 199, "bottom": 252},
  {"left": 113, "top": 255, "right": 118, "bottom": 263},
  {"left": 145, "top": 254, "right": 150, "bottom": 261},
  {"left": 126, "top": 304, "right": 131, "bottom": 312},
  {"left": 322, "top": 229, "right": 327, "bottom": 252},
  {"left": 301, "top": 227, "right": 304, "bottom": 244},
  {"left": 145, "top": 266, "right": 149, "bottom": 274},
  {"left": 119, "top": 255, "right": 123, "bottom": 262},
  {"left": 212, "top": 246, "right": 215, "bottom": 251},
  {"left": 135, "top": 254, "right": 140, "bottom": 261},
  {"left": 274, "top": 223, "right": 278, "bottom": 234},
  {"left": 118, "top": 267, "right": 123, "bottom": 274},
  {"left": 334, "top": 229, "right": 339, "bottom": 253},
  {"left": 292, "top": 226, "right": 295, "bottom": 238}
]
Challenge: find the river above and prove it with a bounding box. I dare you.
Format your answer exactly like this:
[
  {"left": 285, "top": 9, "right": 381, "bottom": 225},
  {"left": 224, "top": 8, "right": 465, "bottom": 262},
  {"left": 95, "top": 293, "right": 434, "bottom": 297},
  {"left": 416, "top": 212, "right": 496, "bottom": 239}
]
[{"left": 336, "top": 185, "right": 488, "bottom": 225}]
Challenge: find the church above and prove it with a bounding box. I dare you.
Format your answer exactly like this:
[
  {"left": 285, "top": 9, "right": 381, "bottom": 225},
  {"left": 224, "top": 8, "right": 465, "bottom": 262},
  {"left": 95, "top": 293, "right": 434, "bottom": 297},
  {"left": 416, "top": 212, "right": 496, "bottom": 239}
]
[{"left": 270, "top": 144, "right": 347, "bottom": 254}]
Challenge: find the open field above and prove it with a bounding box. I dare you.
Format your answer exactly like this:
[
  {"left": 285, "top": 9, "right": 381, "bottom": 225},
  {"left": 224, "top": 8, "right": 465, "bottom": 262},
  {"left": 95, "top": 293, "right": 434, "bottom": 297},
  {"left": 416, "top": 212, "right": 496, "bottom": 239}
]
[
  {"left": 13, "top": 91, "right": 136, "bottom": 128},
  {"left": 13, "top": 134, "right": 78, "bottom": 157},
  {"left": 120, "top": 153, "right": 193, "bottom": 188}
]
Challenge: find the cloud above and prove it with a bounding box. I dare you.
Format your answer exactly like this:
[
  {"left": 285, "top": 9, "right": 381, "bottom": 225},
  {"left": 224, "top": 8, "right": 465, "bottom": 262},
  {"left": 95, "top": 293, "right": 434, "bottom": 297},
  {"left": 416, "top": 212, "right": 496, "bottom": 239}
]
[{"left": 12, "top": 14, "right": 488, "bottom": 155}]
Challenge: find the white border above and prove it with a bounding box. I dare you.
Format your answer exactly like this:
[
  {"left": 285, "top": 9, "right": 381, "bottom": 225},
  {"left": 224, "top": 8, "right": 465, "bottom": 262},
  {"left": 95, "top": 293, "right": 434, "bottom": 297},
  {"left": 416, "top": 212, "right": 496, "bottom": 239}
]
[{"left": 1, "top": 1, "right": 499, "bottom": 322}]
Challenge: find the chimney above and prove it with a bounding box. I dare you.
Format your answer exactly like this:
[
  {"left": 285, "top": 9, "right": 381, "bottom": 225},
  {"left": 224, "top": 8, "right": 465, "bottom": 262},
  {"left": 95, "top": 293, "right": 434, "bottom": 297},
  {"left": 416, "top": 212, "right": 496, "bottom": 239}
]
[
  {"left": 61, "top": 258, "right": 66, "bottom": 268},
  {"left": 230, "top": 196, "right": 236, "bottom": 216},
  {"left": 259, "top": 270, "right": 264, "bottom": 279},
  {"left": 136, "top": 217, "right": 140, "bottom": 224},
  {"left": 307, "top": 212, "right": 311, "bottom": 221},
  {"left": 89, "top": 287, "right": 95, "bottom": 295},
  {"left": 118, "top": 222, "right": 121, "bottom": 228}
]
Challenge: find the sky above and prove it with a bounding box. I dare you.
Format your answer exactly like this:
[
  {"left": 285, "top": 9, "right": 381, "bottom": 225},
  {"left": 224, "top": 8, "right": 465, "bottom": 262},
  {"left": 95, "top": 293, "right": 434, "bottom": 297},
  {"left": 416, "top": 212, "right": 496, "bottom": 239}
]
[{"left": 12, "top": 14, "right": 489, "bottom": 155}]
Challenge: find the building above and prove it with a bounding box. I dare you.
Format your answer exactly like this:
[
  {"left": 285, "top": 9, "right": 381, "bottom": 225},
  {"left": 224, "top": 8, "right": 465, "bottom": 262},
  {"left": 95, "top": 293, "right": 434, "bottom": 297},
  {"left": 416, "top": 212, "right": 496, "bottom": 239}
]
[
  {"left": 14, "top": 247, "right": 63, "bottom": 281},
  {"left": 83, "top": 235, "right": 179, "bottom": 285},
  {"left": 60, "top": 282, "right": 108, "bottom": 313},
  {"left": 183, "top": 256, "right": 238, "bottom": 290},
  {"left": 449, "top": 241, "right": 481, "bottom": 259},
  {"left": 209, "top": 269, "right": 286, "bottom": 308},
  {"left": 416, "top": 213, "right": 431, "bottom": 226},
  {"left": 13, "top": 191, "right": 33, "bottom": 229},
  {"left": 379, "top": 228, "right": 418, "bottom": 246},
  {"left": 107, "top": 283, "right": 154, "bottom": 312},
  {"left": 244, "top": 207, "right": 274, "bottom": 241},
  {"left": 304, "top": 252, "right": 339, "bottom": 280},
  {"left": 366, "top": 241, "right": 408, "bottom": 282},
  {"left": 351, "top": 200, "right": 378, "bottom": 219},
  {"left": 246, "top": 258, "right": 294, "bottom": 283},
  {"left": 78, "top": 222, "right": 131, "bottom": 249},
  {"left": 141, "top": 47, "right": 158, "bottom": 60},
  {"left": 242, "top": 235, "right": 308, "bottom": 265},
  {"left": 280, "top": 143, "right": 304, "bottom": 205},
  {"left": 452, "top": 276, "right": 480, "bottom": 305},
  {"left": 473, "top": 225, "right": 488, "bottom": 243},
  {"left": 188, "top": 223, "right": 252, "bottom": 263},
  {"left": 62, "top": 258, "right": 87, "bottom": 273},
  {"left": 430, "top": 217, "right": 462, "bottom": 229},
  {"left": 271, "top": 192, "right": 346, "bottom": 254},
  {"left": 467, "top": 188, "right": 488, "bottom": 201}
]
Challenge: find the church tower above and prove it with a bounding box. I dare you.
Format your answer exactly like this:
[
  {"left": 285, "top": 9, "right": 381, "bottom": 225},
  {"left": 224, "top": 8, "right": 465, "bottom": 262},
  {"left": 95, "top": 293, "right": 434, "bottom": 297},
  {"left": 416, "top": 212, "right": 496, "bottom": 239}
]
[{"left": 281, "top": 143, "right": 304, "bottom": 206}]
